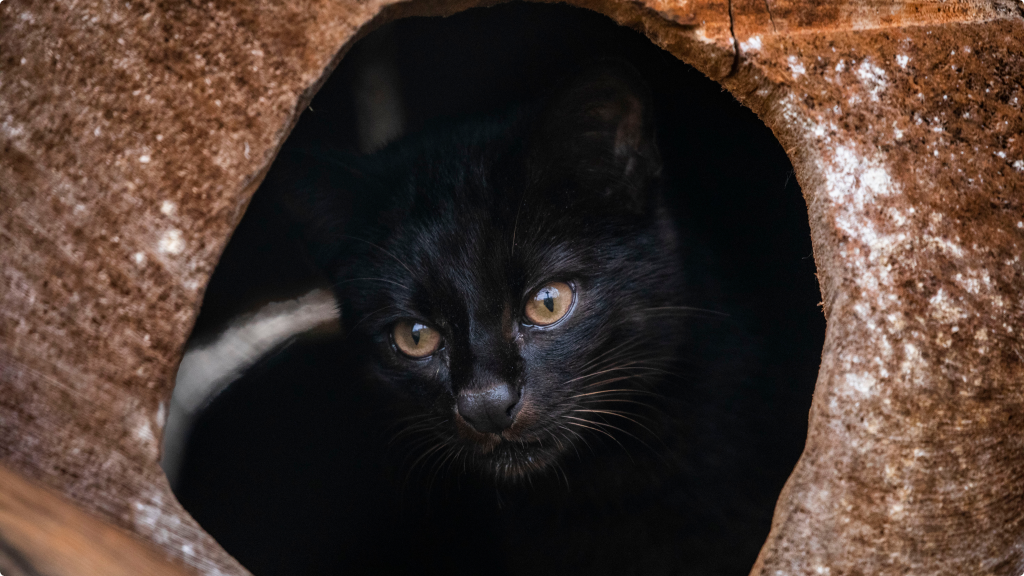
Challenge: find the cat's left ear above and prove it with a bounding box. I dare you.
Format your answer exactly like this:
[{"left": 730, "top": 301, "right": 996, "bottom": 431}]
[{"left": 533, "top": 60, "right": 661, "bottom": 211}]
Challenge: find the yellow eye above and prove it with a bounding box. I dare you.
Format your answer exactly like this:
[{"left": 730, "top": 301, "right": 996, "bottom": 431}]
[
  {"left": 524, "top": 282, "right": 574, "bottom": 326},
  {"left": 392, "top": 320, "right": 442, "bottom": 358}
]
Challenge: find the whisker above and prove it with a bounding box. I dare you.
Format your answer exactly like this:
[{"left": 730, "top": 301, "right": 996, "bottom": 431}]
[
  {"left": 578, "top": 375, "right": 656, "bottom": 390},
  {"left": 571, "top": 414, "right": 653, "bottom": 455},
  {"left": 510, "top": 189, "right": 529, "bottom": 258},
  {"left": 562, "top": 364, "right": 671, "bottom": 386},
  {"left": 573, "top": 408, "right": 658, "bottom": 438},
  {"left": 568, "top": 388, "right": 664, "bottom": 400},
  {"left": 334, "top": 277, "right": 411, "bottom": 291},
  {"left": 558, "top": 424, "right": 591, "bottom": 457},
  {"left": 406, "top": 440, "right": 449, "bottom": 485},
  {"left": 564, "top": 416, "right": 629, "bottom": 455},
  {"left": 351, "top": 304, "right": 399, "bottom": 331},
  {"left": 575, "top": 334, "right": 654, "bottom": 373},
  {"left": 639, "top": 305, "right": 729, "bottom": 317},
  {"left": 338, "top": 235, "right": 419, "bottom": 279}
]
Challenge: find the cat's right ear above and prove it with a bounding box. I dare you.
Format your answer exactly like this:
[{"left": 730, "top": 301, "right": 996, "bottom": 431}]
[
  {"left": 267, "top": 147, "right": 368, "bottom": 275},
  {"left": 533, "top": 60, "right": 661, "bottom": 211}
]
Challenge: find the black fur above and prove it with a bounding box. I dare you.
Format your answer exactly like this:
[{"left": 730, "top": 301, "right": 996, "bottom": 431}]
[
  {"left": 276, "top": 62, "right": 683, "bottom": 478},
  {"left": 263, "top": 62, "right": 772, "bottom": 575}
]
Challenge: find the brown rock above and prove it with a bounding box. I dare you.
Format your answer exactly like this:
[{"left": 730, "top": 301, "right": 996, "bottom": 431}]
[{"left": 1, "top": 0, "right": 1022, "bottom": 574}]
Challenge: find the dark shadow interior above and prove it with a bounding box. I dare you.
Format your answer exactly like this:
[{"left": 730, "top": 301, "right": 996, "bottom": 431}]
[{"left": 170, "top": 4, "right": 825, "bottom": 575}]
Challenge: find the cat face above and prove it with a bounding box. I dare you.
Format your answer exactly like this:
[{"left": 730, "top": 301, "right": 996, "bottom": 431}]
[{"left": 280, "top": 62, "right": 685, "bottom": 480}]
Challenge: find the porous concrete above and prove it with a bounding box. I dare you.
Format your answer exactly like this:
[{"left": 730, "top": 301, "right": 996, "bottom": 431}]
[{"left": 1, "top": 0, "right": 1022, "bottom": 574}]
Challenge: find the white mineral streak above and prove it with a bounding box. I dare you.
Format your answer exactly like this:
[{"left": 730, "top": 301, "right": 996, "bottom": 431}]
[
  {"left": 158, "top": 229, "right": 184, "bottom": 254},
  {"left": 160, "top": 289, "right": 339, "bottom": 487},
  {"left": 779, "top": 53, "right": 961, "bottom": 408},
  {"left": 740, "top": 35, "right": 762, "bottom": 52},
  {"left": 132, "top": 491, "right": 231, "bottom": 576},
  {"left": 788, "top": 55, "right": 807, "bottom": 78},
  {"left": 855, "top": 59, "right": 887, "bottom": 102}
]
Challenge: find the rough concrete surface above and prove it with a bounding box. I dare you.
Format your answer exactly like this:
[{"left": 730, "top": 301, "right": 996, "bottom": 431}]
[{"left": 0, "top": 0, "right": 1022, "bottom": 574}]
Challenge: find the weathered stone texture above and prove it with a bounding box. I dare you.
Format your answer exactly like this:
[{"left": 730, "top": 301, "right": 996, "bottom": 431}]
[{"left": 1, "top": 0, "right": 1022, "bottom": 574}]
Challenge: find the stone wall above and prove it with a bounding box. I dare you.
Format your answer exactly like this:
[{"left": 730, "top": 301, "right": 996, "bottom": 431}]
[{"left": 1, "top": 0, "right": 1022, "bottom": 574}]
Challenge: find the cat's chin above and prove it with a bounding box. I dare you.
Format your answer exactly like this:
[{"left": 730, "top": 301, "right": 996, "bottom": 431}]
[
  {"left": 452, "top": 410, "right": 565, "bottom": 481},
  {"left": 476, "top": 440, "right": 562, "bottom": 482}
]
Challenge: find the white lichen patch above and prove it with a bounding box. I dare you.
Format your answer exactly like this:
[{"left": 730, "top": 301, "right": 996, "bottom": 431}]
[
  {"left": 823, "top": 143, "right": 900, "bottom": 272},
  {"left": 855, "top": 59, "right": 887, "bottom": 102},
  {"left": 160, "top": 200, "right": 177, "bottom": 216},
  {"left": 928, "top": 289, "right": 965, "bottom": 324},
  {"left": 954, "top": 269, "right": 992, "bottom": 295},
  {"left": 788, "top": 55, "right": 806, "bottom": 78},
  {"left": 132, "top": 251, "right": 147, "bottom": 267},
  {"left": 740, "top": 35, "right": 762, "bottom": 52},
  {"left": 133, "top": 491, "right": 232, "bottom": 576},
  {"left": 131, "top": 408, "right": 160, "bottom": 460},
  {"left": 780, "top": 94, "right": 925, "bottom": 403},
  {"left": 135, "top": 418, "right": 155, "bottom": 444},
  {"left": 846, "top": 372, "right": 877, "bottom": 396},
  {"left": 896, "top": 54, "right": 910, "bottom": 69},
  {"left": 158, "top": 229, "right": 185, "bottom": 255}
]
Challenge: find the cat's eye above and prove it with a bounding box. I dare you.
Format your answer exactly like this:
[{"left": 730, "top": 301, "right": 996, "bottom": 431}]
[
  {"left": 392, "top": 320, "right": 442, "bottom": 358},
  {"left": 524, "top": 282, "right": 574, "bottom": 326}
]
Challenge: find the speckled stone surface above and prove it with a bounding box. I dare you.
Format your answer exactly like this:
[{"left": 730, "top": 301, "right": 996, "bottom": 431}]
[{"left": 1, "top": 0, "right": 1022, "bottom": 574}]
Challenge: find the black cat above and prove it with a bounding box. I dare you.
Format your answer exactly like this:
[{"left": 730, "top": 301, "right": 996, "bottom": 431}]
[{"left": 265, "top": 61, "right": 773, "bottom": 575}]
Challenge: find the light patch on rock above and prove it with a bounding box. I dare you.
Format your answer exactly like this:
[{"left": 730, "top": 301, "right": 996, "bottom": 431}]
[
  {"left": 846, "top": 372, "right": 877, "bottom": 395},
  {"left": 2, "top": 115, "right": 26, "bottom": 139},
  {"left": 929, "top": 289, "right": 964, "bottom": 324},
  {"left": 740, "top": 35, "right": 762, "bottom": 52},
  {"left": 132, "top": 491, "right": 232, "bottom": 576},
  {"left": 132, "top": 251, "right": 147, "bottom": 266},
  {"left": 895, "top": 54, "right": 910, "bottom": 69},
  {"left": 160, "top": 200, "right": 177, "bottom": 216},
  {"left": 135, "top": 418, "right": 155, "bottom": 444},
  {"left": 788, "top": 55, "right": 806, "bottom": 78},
  {"left": 212, "top": 147, "right": 235, "bottom": 170},
  {"left": 855, "top": 59, "right": 887, "bottom": 102},
  {"left": 158, "top": 229, "right": 184, "bottom": 255},
  {"left": 954, "top": 270, "right": 991, "bottom": 295}
]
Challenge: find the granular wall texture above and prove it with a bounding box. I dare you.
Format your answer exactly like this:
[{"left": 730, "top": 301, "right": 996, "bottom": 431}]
[{"left": 0, "top": 0, "right": 1022, "bottom": 574}]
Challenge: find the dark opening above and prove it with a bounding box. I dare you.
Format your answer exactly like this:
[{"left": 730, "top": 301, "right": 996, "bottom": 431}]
[{"left": 166, "top": 4, "right": 825, "bottom": 575}]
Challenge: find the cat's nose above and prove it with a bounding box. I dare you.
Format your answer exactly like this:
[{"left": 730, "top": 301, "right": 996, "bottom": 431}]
[{"left": 457, "top": 382, "right": 520, "bottom": 434}]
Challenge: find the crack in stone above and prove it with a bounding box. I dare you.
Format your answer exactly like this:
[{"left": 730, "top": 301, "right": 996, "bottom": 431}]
[
  {"left": 763, "top": 0, "right": 778, "bottom": 32},
  {"left": 726, "top": 0, "right": 741, "bottom": 77}
]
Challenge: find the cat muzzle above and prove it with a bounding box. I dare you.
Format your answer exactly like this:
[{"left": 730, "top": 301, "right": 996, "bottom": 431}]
[{"left": 456, "top": 382, "right": 521, "bottom": 435}]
